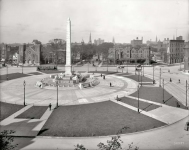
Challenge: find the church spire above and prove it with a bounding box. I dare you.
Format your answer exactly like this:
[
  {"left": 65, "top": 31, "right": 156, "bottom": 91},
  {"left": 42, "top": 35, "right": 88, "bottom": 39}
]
[
  {"left": 112, "top": 37, "right": 115, "bottom": 45},
  {"left": 81, "top": 38, "right": 84, "bottom": 45},
  {"left": 88, "top": 32, "right": 92, "bottom": 44},
  {"left": 156, "top": 36, "right": 157, "bottom": 42}
]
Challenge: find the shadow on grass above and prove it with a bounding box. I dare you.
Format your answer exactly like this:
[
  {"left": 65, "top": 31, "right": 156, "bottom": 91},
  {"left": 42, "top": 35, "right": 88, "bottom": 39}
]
[{"left": 37, "top": 128, "right": 49, "bottom": 136}]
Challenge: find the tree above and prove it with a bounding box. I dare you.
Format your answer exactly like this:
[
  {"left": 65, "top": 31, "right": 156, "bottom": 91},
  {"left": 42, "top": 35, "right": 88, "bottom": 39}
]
[
  {"left": 74, "top": 144, "right": 88, "bottom": 150},
  {"left": 97, "top": 43, "right": 114, "bottom": 60},
  {"left": 0, "top": 130, "right": 18, "bottom": 150},
  {"left": 97, "top": 135, "right": 123, "bottom": 150},
  {"left": 75, "top": 135, "right": 139, "bottom": 150}
]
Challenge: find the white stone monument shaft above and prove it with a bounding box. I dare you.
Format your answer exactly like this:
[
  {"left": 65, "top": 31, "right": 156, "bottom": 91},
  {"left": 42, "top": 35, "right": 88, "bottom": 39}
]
[{"left": 65, "top": 18, "right": 72, "bottom": 76}]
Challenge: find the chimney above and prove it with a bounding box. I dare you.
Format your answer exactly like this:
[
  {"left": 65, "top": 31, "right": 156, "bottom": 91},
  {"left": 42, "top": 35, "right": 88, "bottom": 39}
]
[{"left": 136, "top": 37, "right": 138, "bottom": 40}]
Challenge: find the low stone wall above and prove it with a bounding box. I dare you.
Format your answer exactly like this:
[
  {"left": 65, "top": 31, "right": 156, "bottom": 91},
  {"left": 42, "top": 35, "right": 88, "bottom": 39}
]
[{"left": 37, "top": 65, "right": 57, "bottom": 71}]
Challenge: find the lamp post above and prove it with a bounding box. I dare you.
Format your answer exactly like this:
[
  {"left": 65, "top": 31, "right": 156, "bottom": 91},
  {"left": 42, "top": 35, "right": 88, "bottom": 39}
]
[
  {"left": 163, "top": 79, "right": 164, "bottom": 103},
  {"left": 88, "top": 61, "right": 89, "bottom": 72},
  {"left": 137, "top": 69, "right": 140, "bottom": 113},
  {"left": 56, "top": 80, "right": 59, "bottom": 108},
  {"left": 138, "top": 84, "right": 140, "bottom": 113},
  {"left": 186, "top": 80, "right": 188, "bottom": 107},
  {"left": 23, "top": 80, "right": 26, "bottom": 106},
  {"left": 107, "top": 58, "right": 108, "bottom": 72},
  {"left": 22, "top": 64, "right": 23, "bottom": 74},
  {"left": 6, "top": 65, "right": 8, "bottom": 80},
  {"left": 159, "top": 68, "right": 161, "bottom": 87},
  {"left": 153, "top": 65, "right": 154, "bottom": 84},
  {"left": 143, "top": 65, "right": 144, "bottom": 76},
  {"left": 141, "top": 68, "right": 143, "bottom": 86}
]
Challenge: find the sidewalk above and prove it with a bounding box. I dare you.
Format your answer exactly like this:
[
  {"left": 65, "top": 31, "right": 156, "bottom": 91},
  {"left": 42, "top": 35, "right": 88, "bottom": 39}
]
[{"left": 0, "top": 104, "right": 55, "bottom": 137}]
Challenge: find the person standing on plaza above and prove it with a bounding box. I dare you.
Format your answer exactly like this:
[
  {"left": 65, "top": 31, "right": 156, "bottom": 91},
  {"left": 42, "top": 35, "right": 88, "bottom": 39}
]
[{"left": 49, "top": 103, "right": 52, "bottom": 111}]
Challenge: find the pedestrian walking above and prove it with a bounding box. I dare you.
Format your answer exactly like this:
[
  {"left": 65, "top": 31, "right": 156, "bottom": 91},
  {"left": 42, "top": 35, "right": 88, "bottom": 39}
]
[
  {"left": 103, "top": 75, "right": 105, "bottom": 80},
  {"left": 110, "top": 82, "right": 112, "bottom": 87},
  {"left": 179, "top": 79, "right": 180, "bottom": 83},
  {"left": 177, "top": 102, "right": 180, "bottom": 108},
  {"left": 101, "top": 74, "right": 102, "bottom": 77},
  {"left": 170, "top": 78, "right": 172, "bottom": 82},
  {"left": 49, "top": 103, "right": 52, "bottom": 111}
]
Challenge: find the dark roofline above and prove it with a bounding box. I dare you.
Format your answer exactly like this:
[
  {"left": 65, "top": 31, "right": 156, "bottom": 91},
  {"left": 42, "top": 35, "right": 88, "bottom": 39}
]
[{"left": 170, "top": 40, "right": 184, "bottom": 42}]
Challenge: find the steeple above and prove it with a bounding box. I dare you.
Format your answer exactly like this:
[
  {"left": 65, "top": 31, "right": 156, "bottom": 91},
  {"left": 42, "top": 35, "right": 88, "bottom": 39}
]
[
  {"left": 156, "top": 36, "right": 157, "bottom": 42},
  {"left": 88, "top": 33, "right": 92, "bottom": 44},
  {"left": 112, "top": 37, "right": 115, "bottom": 45},
  {"left": 81, "top": 38, "right": 84, "bottom": 45},
  {"left": 173, "top": 35, "right": 175, "bottom": 40}
]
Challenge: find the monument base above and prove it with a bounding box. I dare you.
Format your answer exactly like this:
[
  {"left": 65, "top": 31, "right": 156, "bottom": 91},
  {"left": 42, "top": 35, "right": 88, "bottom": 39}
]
[{"left": 65, "top": 65, "right": 72, "bottom": 76}]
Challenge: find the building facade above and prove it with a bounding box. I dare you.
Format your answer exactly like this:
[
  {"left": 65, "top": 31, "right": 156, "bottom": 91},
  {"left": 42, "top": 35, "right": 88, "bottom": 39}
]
[
  {"left": 108, "top": 45, "right": 150, "bottom": 64},
  {"left": 131, "top": 37, "right": 143, "bottom": 47},
  {"left": 167, "top": 36, "right": 184, "bottom": 64},
  {"left": 0, "top": 43, "right": 41, "bottom": 65},
  {"left": 94, "top": 38, "right": 104, "bottom": 45},
  {"left": 184, "top": 42, "right": 189, "bottom": 71}
]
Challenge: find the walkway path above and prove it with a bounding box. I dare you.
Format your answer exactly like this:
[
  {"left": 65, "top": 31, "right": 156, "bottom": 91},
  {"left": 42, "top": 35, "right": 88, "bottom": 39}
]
[{"left": 0, "top": 104, "right": 55, "bottom": 137}]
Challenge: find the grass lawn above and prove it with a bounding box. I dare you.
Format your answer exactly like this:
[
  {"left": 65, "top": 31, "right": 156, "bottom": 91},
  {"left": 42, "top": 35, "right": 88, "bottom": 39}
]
[
  {"left": 38, "top": 101, "right": 166, "bottom": 137},
  {"left": 115, "top": 73, "right": 131, "bottom": 76},
  {"left": 139, "top": 83, "right": 153, "bottom": 85},
  {"left": 0, "top": 102, "right": 24, "bottom": 121},
  {"left": 120, "top": 97, "right": 160, "bottom": 111},
  {"left": 0, "top": 73, "right": 31, "bottom": 83},
  {"left": 28, "top": 72, "right": 43, "bottom": 75},
  {"left": 126, "top": 75, "right": 153, "bottom": 82},
  {"left": 89, "top": 71, "right": 117, "bottom": 75},
  {"left": 130, "top": 87, "right": 188, "bottom": 109},
  {"left": 16, "top": 106, "right": 48, "bottom": 119},
  {"left": 38, "top": 70, "right": 64, "bottom": 74}
]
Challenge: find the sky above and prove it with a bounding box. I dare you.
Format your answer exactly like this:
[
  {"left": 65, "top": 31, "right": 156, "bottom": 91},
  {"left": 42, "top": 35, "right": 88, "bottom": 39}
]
[{"left": 0, "top": 0, "right": 189, "bottom": 44}]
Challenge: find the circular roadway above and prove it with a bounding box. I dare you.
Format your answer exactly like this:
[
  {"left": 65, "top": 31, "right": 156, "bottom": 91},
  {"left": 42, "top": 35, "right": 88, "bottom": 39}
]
[{"left": 1, "top": 73, "right": 138, "bottom": 106}]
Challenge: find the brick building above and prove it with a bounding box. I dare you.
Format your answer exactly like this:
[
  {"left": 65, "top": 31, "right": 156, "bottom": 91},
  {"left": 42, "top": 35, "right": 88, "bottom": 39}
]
[
  {"left": 184, "top": 42, "right": 189, "bottom": 71},
  {"left": 167, "top": 36, "right": 184, "bottom": 64}
]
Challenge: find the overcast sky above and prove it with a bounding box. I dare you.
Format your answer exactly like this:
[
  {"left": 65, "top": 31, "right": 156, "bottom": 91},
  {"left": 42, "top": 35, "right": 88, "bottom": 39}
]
[{"left": 0, "top": 0, "right": 189, "bottom": 44}]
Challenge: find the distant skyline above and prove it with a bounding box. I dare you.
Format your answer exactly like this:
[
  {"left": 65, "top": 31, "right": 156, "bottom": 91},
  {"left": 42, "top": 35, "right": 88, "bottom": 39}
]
[{"left": 0, "top": 0, "right": 189, "bottom": 44}]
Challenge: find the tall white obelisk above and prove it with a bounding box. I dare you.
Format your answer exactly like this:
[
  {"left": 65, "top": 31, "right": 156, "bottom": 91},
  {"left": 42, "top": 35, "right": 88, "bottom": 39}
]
[{"left": 65, "top": 18, "right": 72, "bottom": 76}]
